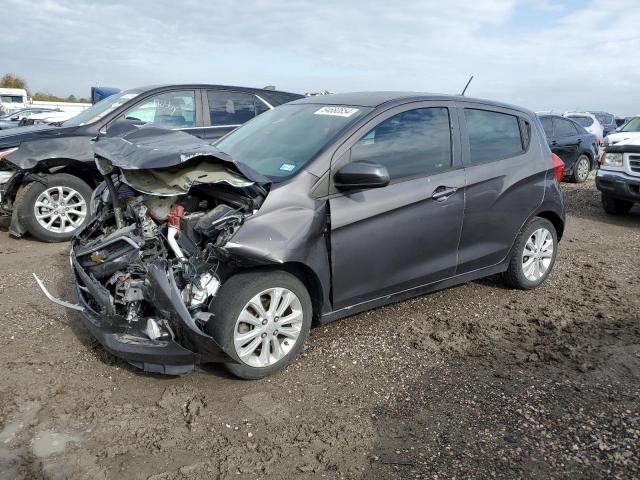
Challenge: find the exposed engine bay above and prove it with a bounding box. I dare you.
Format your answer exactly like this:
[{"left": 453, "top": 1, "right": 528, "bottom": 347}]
[{"left": 65, "top": 150, "right": 268, "bottom": 372}]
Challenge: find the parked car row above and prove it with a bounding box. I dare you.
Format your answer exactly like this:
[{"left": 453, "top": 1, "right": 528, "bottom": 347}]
[{"left": 32, "top": 91, "right": 566, "bottom": 379}]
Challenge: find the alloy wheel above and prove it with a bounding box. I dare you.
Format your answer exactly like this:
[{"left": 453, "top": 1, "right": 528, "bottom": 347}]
[
  {"left": 522, "top": 227, "right": 554, "bottom": 282},
  {"left": 576, "top": 156, "right": 590, "bottom": 181},
  {"left": 33, "top": 186, "right": 87, "bottom": 234},
  {"left": 233, "top": 287, "right": 303, "bottom": 368}
]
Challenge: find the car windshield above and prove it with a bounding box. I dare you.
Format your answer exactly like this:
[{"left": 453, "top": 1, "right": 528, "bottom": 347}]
[
  {"left": 594, "top": 113, "right": 614, "bottom": 125},
  {"left": 215, "top": 104, "right": 372, "bottom": 181},
  {"left": 620, "top": 117, "right": 640, "bottom": 132},
  {"left": 568, "top": 116, "right": 593, "bottom": 127},
  {"left": 62, "top": 91, "right": 139, "bottom": 127}
]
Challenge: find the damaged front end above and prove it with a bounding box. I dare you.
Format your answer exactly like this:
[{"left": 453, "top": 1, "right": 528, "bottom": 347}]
[{"left": 35, "top": 128, "right": 270, "bottom": 374}]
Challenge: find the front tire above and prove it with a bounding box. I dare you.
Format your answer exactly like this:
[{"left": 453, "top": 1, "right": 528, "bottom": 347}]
[
  {"left": 601, "top": 194, "right": 633, "bottom": 215},
  {"left": 205, "top": 270, "right": 312, "bottom": 380},
  {"left": 503, "top": 217, "right": 558, "bottom": 290},
  {"left": 571, "top": 154, "right": 591, "bottom": 183},
  {"left": 17, "top": 174, "right": 92, "bottom": 242}
]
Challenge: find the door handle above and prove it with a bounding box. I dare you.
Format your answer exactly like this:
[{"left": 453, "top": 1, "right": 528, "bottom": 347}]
[{"left": 432, "top": 186, "right": 457, "bottom": 201}]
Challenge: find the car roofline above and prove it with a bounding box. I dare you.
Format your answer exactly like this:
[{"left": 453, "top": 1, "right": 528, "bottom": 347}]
[
  {"left": 123, "top": 84, "right": 301, "bottom": 97},
  {"left": 288, "top": 92, "right": 533, "bottom": 115}
]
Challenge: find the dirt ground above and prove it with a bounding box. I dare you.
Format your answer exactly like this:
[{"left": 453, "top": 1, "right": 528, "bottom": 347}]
[{"left": 0, "top": 177, "right": 638, "bottom": 480}]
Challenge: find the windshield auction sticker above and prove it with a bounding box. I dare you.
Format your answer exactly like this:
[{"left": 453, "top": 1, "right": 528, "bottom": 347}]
[{"left": 314, "top": 106, "right": 359, "bottom": 117}]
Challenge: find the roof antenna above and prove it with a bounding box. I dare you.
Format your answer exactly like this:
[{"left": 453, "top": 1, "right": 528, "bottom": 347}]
[{"left": 460, "top": 75, "right": 474, "bottom": 96}]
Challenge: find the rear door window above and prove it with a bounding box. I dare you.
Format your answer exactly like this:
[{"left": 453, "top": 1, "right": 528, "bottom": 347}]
[
  {"left": 351, "top": 107, "right": 452, "bottom": 180},
  {"left": 540, "top": 117, "right": 554, "bottom": 137},
  {"left": 124, "top": 90, "right": 196, "bottom": 128},
  {"left": 568, "top": 116, "right": 593, "bottom": 127},
  {"left": 208, "top": 91, "right": 267, "bottom": 127},
  {"left": 555, "top": 118, "right": 578, "bottom": 137},
  {"left": 464, "top": 109, "right": 524, "bottom": 164}
]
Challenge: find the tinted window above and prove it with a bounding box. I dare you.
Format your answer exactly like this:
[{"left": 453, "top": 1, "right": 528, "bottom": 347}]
[
  {"left": 464, "top": 109, "right": 523, "bottom": 164},
  {"left": 594, "top": 113, "right": 614, "bottom": 125},
  {"left": 255, "top": 98, "right": 270, "bottom": 115},
  {"left": 0, "top": 95, "right": 24, "bottom": 103},
  {"left": 125, "top": 91, "right": 195, "bottom": 128},
  {"left": 350, "top": 108, "right": 451, "bottom": 180},
  {"left": 208, "top": 91, "right": 265, "bottom": 126},
  {"left": 540, "top": 117, "right": 553, "bottom": 137},
  {"left": 555, "top": 118, "right": 578, "bottom": 137},
  {"left": 568, "top": 115, "right": 593, "bottom": 127}
]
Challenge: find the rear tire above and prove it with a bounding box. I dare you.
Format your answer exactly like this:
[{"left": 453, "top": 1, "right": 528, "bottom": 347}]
[
  {"left": 205, "top": 270, "right": 312, "bottom": 380},
  {"left": 571, "top": 154, "right": 591, "bottom": 183},
  {"left": 503, "top": 217, "right": 558, "bottom": 290},
  {"left": 17, "top": 174, "right": 92, "bottom": 243},
  {"left": 601, "top": 194, "right": 633, "bottom": 215}
]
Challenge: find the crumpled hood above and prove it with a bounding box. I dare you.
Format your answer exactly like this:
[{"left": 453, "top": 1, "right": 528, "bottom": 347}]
[
  {"left": 93, "top": 125, "right": 269, "bottom": 184},
  {"left": 0, "top": 124, "right": 77, "bottom": 149}
]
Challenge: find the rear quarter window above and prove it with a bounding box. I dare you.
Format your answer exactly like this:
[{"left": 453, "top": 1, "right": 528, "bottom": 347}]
[
  {"left": 568, "top": 116, "right": 594, "bottom": 127},
  {"left": 464, "top": 109, "right": 525, "bottom": 164}
]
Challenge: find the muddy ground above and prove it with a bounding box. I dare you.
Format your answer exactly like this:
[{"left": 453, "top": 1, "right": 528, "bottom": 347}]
[{"left": 0, "top": 177, "right": 638, "bottom": 480}]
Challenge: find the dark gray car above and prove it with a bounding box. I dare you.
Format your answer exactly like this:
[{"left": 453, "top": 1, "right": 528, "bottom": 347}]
[{"left": 35, "top": 92, "right": 566, "bottom": 379}]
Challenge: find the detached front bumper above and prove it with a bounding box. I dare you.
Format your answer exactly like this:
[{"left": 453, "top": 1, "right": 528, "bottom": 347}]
[
  {"left": 596, "top": 169, "right": 640, "bottom": 203},
  {"left": 34, "top": 240, "right": 235, "bottom": 375}
]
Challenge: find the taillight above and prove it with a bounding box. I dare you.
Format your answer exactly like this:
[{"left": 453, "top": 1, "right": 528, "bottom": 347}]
[{"left": 551, "top": 153, "right": 564, "bottom": 183}]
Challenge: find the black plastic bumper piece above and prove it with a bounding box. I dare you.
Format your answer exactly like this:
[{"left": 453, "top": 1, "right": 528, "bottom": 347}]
[
  {"left": 128, "top": 361, "right": 195, "bottom": 375},
  {"left": 596, "top": 169, "right": 640, "bottom": 202}
]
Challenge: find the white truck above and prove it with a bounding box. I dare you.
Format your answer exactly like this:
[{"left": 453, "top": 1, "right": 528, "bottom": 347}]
[{"left": 0, "top": 88, "right": 28, "bottom": 114}]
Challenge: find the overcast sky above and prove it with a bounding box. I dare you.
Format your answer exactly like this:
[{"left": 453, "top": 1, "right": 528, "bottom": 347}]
[{"left": 3, "top": 0, "right": 639, "bottom": 115}]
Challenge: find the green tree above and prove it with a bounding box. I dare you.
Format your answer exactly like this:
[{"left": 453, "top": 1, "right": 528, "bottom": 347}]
[{"left": 0, "top": 73, "right": 28, "bottom": 90}]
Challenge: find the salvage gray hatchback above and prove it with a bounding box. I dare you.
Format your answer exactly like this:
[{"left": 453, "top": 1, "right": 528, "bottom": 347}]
[{"left": 36, "top": 92, "right": 566, "bottom": 379}]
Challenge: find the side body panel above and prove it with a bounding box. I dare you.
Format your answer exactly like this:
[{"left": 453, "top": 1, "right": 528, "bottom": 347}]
[
  {"left": 222, "top": 171, "right": 332, "bottom": 314},
  {"left": 330, "top": 169, "right": 465, "bottom": 308}
]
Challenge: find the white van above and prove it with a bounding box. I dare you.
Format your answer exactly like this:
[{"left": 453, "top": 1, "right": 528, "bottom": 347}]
[{"left": 0, "top": 88, "right": 28, "bottom": 114}]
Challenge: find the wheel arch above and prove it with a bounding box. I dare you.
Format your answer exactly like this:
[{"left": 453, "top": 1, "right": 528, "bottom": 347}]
[
  {"left": 229, "top": 262, "right": 325, "bottom": 325},
  {"left": 29, "top": 158, "right": 100, "bottom": 188},
  {"left": 579, "top": 149, "right": 595, "bottom": 169},
  {"left": 536, "top": 210, "right": 564, "bottom": 241}
]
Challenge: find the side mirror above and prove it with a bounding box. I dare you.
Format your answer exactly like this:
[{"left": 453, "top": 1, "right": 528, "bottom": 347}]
[
  {"left": 10, "top": 116, "right": 19, "bottom": 121},
  {"left": 334, "top": 161, "right": 390, "bottom": 190}
]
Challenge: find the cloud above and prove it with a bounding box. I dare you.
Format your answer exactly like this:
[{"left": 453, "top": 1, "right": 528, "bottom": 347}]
[{"left": 2, "top": 0, "right": 639, "bottom": 115}]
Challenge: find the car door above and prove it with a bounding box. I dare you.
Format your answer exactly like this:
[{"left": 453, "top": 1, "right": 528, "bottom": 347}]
[
  {"left": 552, "top": 117, "right": 581, "bottom": 169},
  {"left": 456, "top": 104, "right": 545, "bottom": 273},
  {"left": 200, "top": 90, "right": 271, "bottom": 141},
  {"left": 329, "top": 103, "right": 465, "bottom": 309}
]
